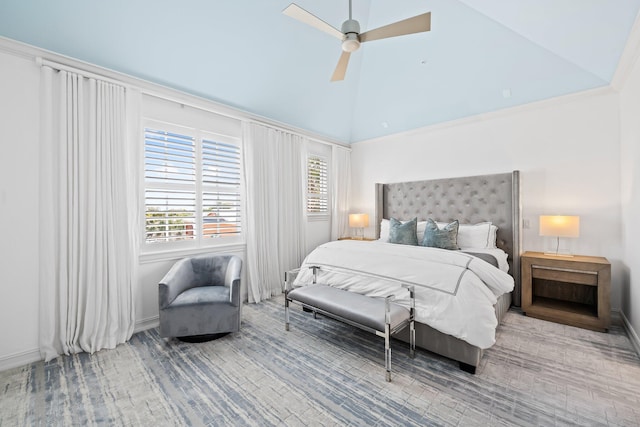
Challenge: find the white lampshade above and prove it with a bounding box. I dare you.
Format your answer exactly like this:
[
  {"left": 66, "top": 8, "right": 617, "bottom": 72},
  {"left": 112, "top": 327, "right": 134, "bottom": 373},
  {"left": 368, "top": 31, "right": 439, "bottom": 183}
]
[
  {"left": 349, "top": 213, "right": 369, "bottom": 228},
  {"left": 539, "top": 215, "right": 580, "bottom": 238}
]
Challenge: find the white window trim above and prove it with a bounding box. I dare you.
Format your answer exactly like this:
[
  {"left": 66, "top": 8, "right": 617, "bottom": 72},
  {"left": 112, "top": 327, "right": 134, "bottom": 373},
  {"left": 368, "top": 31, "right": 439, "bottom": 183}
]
[{"left": 139, "top": 242, "right": 246, "bottom": 264}]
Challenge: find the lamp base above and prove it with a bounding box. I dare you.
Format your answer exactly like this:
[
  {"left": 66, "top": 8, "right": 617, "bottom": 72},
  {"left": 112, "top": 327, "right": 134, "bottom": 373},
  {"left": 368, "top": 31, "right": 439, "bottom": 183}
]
[
  {"left": 351, "top": 227, "right": 365, "bottom": 240},
  {"left": 543, "top": 236, "right": 575, "bottom": 258}
]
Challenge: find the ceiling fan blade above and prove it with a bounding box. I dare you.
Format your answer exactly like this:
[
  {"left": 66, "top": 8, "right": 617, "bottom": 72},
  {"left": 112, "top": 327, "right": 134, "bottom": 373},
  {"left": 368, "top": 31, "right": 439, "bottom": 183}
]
[
  {"left": 283, "top": 4, "right": 343, "bottom": 40},
  {"left": 331, "top": 51, "right": 351, "bottom": 82},
  {"left": 360, "top": 12, "right": 431, "bottom": 43}
]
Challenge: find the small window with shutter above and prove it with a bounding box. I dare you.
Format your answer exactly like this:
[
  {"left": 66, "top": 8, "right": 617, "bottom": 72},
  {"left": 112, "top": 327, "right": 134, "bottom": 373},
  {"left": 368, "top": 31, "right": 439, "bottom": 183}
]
[{"left": 307, "top": 155, "right": 328, "bottom": 214}]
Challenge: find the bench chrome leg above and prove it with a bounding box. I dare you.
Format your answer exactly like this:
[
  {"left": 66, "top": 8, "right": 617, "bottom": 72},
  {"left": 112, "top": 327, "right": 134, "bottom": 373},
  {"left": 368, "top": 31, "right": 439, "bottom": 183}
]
[
  {"left": 409, "top": 320, "right": 415, "bottom": 359},
  {"left": 385, "top": 324, "right": 391, "bottom": 382},
  {"left": 285, "top": 298, "right": 290, "bottom": 331}
]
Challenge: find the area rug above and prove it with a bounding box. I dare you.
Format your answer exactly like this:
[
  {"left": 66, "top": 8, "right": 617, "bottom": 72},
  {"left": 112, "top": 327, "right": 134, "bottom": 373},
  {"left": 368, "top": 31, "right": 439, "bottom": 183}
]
[{"left": 1, "top": 296, "right": 640, "bottom": 426}]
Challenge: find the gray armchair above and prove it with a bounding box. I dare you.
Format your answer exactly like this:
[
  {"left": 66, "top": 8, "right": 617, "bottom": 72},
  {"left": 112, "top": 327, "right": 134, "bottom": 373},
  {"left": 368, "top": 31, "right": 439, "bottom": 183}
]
[{"left": 158, "top": 254, "right": 242, "bottom": 340}]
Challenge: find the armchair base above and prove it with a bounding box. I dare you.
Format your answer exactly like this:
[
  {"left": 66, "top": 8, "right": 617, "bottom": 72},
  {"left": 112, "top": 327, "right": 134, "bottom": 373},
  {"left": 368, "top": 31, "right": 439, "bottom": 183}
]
[{"left": 177, "top": 332, "right": 229, "bottom": 343}]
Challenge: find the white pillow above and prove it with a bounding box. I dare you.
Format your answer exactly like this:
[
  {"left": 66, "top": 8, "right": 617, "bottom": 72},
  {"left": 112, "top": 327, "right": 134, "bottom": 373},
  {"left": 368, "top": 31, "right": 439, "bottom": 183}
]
[
  {"left": 379, "top": 219, "right": 390, "bottom": 241},
  {"left": 417, "top": 220, "right": 427, "bottom": 242},
  {"left": 438, "top": 221, "right": 494, "bottom": 249},
  {"left": 379, "top": 218, "right": 427, "bottom": 242},
  {"left": 488, "top": 225, "right": 498, "bottom": 248}
]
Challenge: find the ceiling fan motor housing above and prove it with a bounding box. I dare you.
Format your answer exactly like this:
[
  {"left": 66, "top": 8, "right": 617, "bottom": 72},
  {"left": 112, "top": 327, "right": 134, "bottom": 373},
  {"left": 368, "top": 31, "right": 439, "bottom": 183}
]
[{"left": 341, "top": 19, "right": 361, "bottom": 52}]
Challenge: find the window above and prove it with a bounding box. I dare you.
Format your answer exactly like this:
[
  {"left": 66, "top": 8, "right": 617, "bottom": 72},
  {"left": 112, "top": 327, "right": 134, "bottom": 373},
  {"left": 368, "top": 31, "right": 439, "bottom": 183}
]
[
  {"left": 307, "top": 155, "right": 328, "bottom": 214},
  {"left": 144, "top": 121, "right": 242, "bottom": 248}
]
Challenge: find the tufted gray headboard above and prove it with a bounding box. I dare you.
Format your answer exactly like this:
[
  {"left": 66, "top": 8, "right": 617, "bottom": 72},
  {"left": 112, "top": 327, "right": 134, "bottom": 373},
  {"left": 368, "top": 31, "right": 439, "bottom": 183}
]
[{"left": 375, "top": 171, "right": 522, "bottom": 306}]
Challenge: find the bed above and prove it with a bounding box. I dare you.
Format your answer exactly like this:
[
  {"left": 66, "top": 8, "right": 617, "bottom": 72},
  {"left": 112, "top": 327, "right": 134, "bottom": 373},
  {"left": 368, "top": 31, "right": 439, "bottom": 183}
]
[{"left": 292, "top": 171, "right": 521, "bottom": 373}]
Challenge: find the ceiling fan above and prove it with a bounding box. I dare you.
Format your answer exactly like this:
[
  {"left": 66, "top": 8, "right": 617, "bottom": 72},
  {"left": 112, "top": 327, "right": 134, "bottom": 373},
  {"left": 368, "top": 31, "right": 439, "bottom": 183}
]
[{"left": 283, "top": 1, "right": 431, "bottom": 81}]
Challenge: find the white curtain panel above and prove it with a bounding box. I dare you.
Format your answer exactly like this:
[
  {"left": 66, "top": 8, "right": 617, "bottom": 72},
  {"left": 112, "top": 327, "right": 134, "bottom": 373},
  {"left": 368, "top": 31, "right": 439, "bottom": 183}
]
[
  {"left": 242, "top": 122, "right": 307, "bottom": 303},
  {"left": 39, "top": 66, "right": 140, "bottom": 361},
  {"left": 330, "top": 145, "right": 351, "bottom": 240}
]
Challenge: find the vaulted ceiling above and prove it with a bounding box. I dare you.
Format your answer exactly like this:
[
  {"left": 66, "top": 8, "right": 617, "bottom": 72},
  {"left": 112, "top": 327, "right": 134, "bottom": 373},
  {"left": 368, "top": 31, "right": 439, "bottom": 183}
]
[{"left": 1, "top": 0, "right": 639, "bottom": 143}]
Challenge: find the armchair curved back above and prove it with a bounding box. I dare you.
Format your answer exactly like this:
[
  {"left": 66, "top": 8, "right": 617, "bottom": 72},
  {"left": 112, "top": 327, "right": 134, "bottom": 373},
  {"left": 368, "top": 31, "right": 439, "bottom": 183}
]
[{"left": 159, "top": 254, "right": 241, "bottom": 309}]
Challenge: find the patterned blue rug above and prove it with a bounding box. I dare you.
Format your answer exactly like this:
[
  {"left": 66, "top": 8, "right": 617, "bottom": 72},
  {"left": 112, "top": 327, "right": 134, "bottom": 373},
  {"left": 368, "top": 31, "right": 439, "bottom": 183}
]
[{"left": 2, "top": 296, "right": 640, "bottom": 426}]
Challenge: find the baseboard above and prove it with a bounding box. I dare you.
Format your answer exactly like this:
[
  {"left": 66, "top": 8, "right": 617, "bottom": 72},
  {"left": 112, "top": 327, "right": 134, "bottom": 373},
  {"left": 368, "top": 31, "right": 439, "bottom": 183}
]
[
  {"left": 620, "top": 310, "right": 640, "bottom": 359},
  {"left": 0, "top": 348, "right": 42, "bottom": 372},
  {"left": 0, "top": 316, "right": 159, "bottom": 372},
  {"left": 611, "top": 309, "right": 622, "bottom": 327},
  {"left": 134, "top": 315, "right": 159, "bottom": 334},
  {"left": 0, "top": 317, "right": 159, "bottom": 372}
]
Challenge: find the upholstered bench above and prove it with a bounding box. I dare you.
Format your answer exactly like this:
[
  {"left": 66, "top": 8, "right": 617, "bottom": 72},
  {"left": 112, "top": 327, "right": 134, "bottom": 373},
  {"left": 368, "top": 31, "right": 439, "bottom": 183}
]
[{"left": 285, "top": 281, "right": 415, "bottom": 382}]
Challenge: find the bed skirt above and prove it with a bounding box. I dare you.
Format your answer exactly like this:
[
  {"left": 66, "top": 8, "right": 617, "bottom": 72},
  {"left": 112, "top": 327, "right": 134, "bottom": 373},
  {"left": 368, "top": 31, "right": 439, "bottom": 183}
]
[{"left": 393, "top": 292, "right": 512, "bottom": 368}]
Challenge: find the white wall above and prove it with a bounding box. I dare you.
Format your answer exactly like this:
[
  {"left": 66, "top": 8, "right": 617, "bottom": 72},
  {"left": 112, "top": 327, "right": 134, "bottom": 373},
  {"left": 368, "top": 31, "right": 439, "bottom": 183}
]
[
  {"left": 619, "top": 48, "right": 640, "bottom": 349},
  {"left": 350, "top": 89, "right": 624, "bottom": 310},
  {"left": 0, "top": 51, "right": 41, "bottom": 368}
]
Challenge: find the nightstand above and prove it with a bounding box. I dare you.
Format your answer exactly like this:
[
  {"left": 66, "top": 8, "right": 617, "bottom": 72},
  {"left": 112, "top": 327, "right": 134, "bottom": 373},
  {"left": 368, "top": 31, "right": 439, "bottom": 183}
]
[{"left": 521, "top": 251, "right": 611, "bottom": 332}]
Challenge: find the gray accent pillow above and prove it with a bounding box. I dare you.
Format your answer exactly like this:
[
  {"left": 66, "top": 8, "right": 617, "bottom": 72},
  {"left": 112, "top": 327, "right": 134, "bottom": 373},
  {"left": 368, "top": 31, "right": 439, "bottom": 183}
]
[
  {"left": 422, "top": 219, "right": 459, "bottom": 250},
  {"left": 389, "top": 217, "right": 418, "bottom": 246}
]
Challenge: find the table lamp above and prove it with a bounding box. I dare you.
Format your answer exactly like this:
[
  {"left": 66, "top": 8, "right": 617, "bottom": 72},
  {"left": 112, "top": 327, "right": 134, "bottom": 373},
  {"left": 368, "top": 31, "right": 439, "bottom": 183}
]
[
  {"left": 539, "top": 215, "right": 580, "bottom": 256},
  {"left": 349, "top": 213, "right": 369, "bottom": 240}
]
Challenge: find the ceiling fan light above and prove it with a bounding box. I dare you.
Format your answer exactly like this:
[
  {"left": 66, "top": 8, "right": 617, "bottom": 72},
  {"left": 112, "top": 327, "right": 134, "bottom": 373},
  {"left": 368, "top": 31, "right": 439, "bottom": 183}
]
[{"left": 342, "top": 33, "right": 360, "bottom": 52}]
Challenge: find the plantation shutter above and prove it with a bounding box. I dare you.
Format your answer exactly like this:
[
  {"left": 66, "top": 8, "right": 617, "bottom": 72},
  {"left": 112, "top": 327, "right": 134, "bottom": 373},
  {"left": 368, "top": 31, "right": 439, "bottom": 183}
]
[
  {"left": 144, "top": 128, "right": 196, "bottom": 243},
  {"left": 202, "top": 137, "right": 242, "bottom": 238}
]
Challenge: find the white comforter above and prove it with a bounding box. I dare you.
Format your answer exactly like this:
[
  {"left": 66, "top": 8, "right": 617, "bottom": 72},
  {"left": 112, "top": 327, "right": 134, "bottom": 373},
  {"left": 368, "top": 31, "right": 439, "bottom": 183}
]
[{"left": 293, "top": 240, "right": 514, "bottom": 349}]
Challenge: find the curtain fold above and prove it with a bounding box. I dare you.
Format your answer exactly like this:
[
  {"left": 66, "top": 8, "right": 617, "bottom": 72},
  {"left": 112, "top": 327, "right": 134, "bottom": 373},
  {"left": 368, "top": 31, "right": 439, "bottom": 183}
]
[
  {"left": 331, "top": 145, "right": 351, "bottom": 240},
  {"left": 242, "top": 122, "right": 307, "bottom": 303},
  {"left": 39, "top": 66, "right": 139, "bottom": 361}
]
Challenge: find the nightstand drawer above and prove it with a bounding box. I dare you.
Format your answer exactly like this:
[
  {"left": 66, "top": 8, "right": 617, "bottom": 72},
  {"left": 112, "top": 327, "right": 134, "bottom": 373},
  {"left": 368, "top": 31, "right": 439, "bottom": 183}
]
[{"left": 531, "top": 265, "right": 598, "bottom": 286}]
